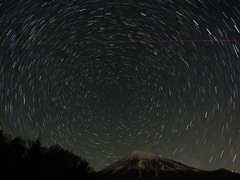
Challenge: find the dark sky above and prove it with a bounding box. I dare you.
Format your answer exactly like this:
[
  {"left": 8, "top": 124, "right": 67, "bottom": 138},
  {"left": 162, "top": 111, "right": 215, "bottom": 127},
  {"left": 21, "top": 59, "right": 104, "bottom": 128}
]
[{"left": 1, "top": 0, "right": 240, "bottom": 172}]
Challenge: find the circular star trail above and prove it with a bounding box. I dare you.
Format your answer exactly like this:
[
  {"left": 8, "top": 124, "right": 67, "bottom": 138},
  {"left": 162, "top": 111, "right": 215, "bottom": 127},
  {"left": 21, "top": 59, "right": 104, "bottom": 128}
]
[{"left": 1, "top": 0, "right": 240, "bottom": 172}]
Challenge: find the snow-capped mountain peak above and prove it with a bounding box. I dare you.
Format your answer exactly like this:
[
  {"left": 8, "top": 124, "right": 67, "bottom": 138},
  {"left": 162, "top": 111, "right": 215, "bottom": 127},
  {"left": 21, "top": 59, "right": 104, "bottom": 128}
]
[
  {"left": 126, "top": 150, "right": 159, "bottom": 160},
  {"left": 100, "top": 151, "right": 200, "bottom": 178}
]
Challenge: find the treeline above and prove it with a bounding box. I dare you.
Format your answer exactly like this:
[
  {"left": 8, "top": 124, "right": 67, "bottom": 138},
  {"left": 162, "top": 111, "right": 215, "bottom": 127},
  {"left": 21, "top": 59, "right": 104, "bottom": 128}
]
[{"left": 0, "top": 130, "right": 97, "bottom": 180}]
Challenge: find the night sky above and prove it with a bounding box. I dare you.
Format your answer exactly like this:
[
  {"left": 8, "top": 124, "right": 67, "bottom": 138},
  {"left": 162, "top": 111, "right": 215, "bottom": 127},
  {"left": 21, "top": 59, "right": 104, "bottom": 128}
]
[{"left": 1, "top": 0, "right": 240, "bottom": 172}]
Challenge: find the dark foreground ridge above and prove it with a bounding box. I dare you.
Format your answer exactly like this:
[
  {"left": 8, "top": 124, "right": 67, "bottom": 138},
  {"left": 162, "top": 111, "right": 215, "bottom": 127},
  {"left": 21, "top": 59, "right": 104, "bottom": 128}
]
[
  {"left": 99, "top": 151, "right": 240, "bottom": 180},
  {"left": 0, "top": 130, "right": 94, "bottom": 180}
]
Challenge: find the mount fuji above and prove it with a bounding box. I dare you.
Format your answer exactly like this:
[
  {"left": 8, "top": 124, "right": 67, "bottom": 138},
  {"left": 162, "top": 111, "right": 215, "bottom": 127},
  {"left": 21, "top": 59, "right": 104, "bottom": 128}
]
[{"left": 98, "top": 151, "right": 240, "bottom": 180}]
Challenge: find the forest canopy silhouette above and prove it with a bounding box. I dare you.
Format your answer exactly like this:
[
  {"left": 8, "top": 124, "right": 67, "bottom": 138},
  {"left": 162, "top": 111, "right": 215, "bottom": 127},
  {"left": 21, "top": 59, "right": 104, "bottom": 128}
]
[{"left": 0, "top": 130, "right": 96, "bottom": 180}]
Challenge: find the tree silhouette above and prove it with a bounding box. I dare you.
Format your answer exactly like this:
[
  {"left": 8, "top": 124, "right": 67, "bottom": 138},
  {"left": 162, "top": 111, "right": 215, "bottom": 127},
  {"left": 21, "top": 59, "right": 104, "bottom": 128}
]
[
  {"left": 24, "top": 136, "right": 42, "bottom": 179},
  {"left": 0, "top": 130, "right": 96, "bottom": 180},
  {"left": 0, "top": 130, "right": 11, "bottom": 145},
  {"left": 41, "top": 143, "right": 93, "bottom": 179},
  {"left": 9, "top": 136, "right": 27, "bottom": 176},
  {"left": 10, "top": 136, "right": 27, "bottom": 159},
  {"left": 0, "top": 130, "right": 12, "bottom": 175}
]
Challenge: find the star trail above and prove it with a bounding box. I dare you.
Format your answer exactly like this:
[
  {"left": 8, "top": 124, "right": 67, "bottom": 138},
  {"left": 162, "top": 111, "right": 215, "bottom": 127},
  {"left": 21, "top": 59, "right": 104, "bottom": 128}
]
[{"left": 1, "top": 0, "right": 240, "bottom": 172}]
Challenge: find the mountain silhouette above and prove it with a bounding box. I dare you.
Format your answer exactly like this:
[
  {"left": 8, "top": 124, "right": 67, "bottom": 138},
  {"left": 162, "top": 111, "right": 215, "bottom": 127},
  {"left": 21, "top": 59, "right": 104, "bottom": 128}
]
[{"left": 99, "top": 150, "right": 240, "bottom": 180}]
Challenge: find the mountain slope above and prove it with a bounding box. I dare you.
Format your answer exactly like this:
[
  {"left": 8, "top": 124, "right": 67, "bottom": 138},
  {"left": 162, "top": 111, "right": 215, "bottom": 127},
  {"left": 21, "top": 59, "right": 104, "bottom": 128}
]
[
  {"left": 100, "top": 151, "right": 200, "bottom": 175},
  {"left": 99, "top": 151, "right": 240, "bottom": 180}
]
